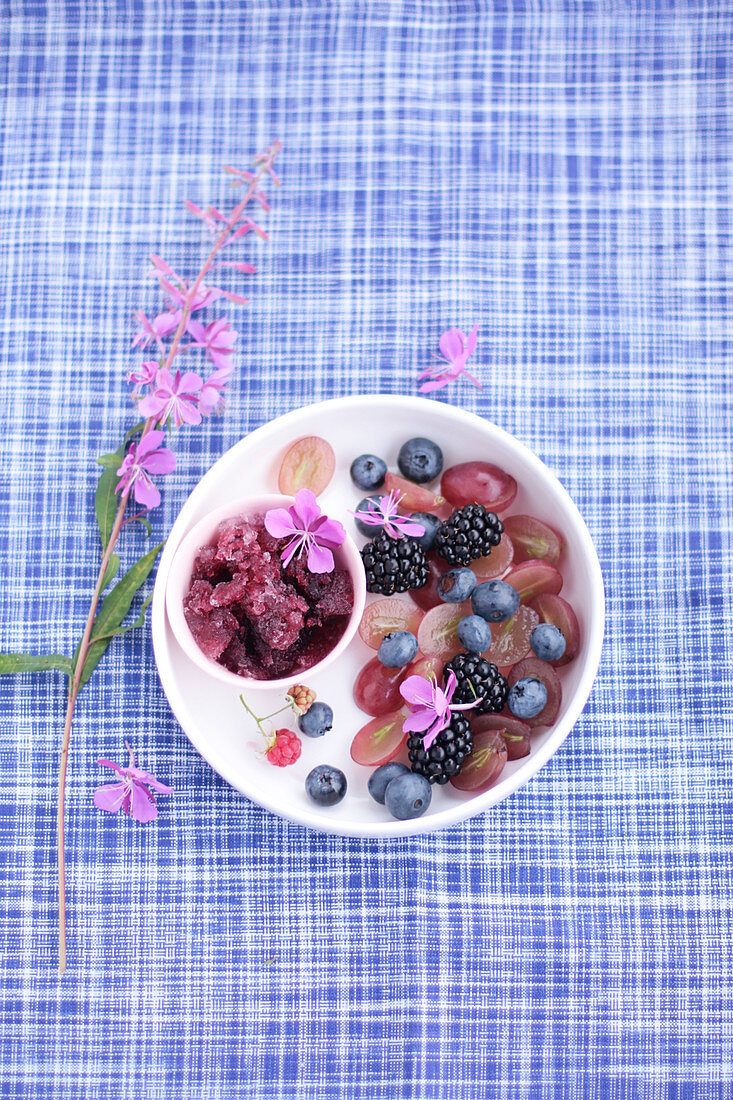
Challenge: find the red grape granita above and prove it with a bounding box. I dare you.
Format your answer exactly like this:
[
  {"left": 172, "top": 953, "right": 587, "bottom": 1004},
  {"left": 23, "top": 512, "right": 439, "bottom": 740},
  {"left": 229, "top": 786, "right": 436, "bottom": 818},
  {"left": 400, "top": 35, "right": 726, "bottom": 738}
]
[{"left": 183, "top": 513, "right": 354, "bottom": 680}]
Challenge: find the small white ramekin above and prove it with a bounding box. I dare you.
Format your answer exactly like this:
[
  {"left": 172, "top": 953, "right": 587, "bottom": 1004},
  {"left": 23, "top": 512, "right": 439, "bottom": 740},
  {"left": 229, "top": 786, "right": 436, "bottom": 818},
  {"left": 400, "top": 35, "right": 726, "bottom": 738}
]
[{"left": 164, "top": 493, "right": 367, "bottom": 692}]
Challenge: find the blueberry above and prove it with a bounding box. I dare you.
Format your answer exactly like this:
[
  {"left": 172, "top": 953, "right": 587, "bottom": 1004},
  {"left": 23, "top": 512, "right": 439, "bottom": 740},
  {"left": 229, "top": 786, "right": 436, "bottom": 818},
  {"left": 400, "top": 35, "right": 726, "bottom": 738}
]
[
  {"left": 471, "top": 579, "right": 520, "bottom": 622},
  {"left": 377, "top": 630, "right": 419, "bottom": 668},
  {"left": 530, "top": 623, "right": 566, "bottom": 662},
  {"left": 354, "top": 496, "right": 386, "bottom": 537},
  {"left": 298, "top": 701, "right": 333, "bottom": 738},
  {"left": 507, "top": 677, "right": 548, "bottom": 720},
  {"left": 305, "top": 764, "right": 347, "bottom": 806},
  {"left": 384, "top": 772, "right": 432, "bottom": 820},
  {"left": 350, "top": 454, "right": 387, "bottom": 492},
  {"left": 437, "top": 567, "right": 477, "bottom": 604},
  {"left": 457, "top": 614, "right": 492, "bottom": 654},
  {"left": 409, "top": 512, "right": 441, "bottom": 552},
  {"left": 397, "top": 437, "right": 444, "bottom": 484},
  {"left": 368, "top": 761, "right": 409, "bottom": 804}
]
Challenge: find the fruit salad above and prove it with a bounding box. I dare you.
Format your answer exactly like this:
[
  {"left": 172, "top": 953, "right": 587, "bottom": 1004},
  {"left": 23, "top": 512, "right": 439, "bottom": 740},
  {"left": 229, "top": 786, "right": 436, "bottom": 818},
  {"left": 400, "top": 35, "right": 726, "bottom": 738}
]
[{"left": 232, "top": 433, "right": 581, "bottom": 824}]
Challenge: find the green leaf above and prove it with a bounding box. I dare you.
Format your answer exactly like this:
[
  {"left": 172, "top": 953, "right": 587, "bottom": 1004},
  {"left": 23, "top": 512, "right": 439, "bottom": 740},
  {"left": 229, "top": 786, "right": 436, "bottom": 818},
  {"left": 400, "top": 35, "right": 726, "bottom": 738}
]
[
  {"left": 124, "top": 420, "right": 147, "bottom": 444},
  {"left": 73, "top": 542, "right": 164, "bottom": 688},
  {"left": 97, "top": 452, "right": 122, "bottom": 470},
  {"left": 129, "top": 515, "right": 152, "bottom": 538},
  {"left": 0, "top": 653, "right": 72, "bottom": 676},
  {"left": 100, "top": 553, "right": 120, "bottom": 591},
  {"left": 95, "top": 449, "right": 124, "bottom": 549}
]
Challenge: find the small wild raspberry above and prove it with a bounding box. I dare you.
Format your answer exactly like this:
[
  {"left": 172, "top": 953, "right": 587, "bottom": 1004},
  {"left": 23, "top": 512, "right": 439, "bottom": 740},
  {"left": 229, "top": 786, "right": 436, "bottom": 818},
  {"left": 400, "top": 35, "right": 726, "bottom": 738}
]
[
  {"left": 287, "top": 684, "right": 316, "bottom": 715},
  {"left": 266, "top": 729, "right": 302, "bottom": 768}
]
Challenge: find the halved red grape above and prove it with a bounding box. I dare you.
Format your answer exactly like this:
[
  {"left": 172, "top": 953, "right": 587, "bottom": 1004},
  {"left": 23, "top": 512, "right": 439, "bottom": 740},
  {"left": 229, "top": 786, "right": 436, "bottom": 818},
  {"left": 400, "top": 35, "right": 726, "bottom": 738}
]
[
  {"left": 530, "top": 594, "right": 580, "bottom": 666},
  {"left": 450, "top": 729, "right": 507, "bottom": 793},
  {"left": 502, "top": 514, "right": 563, "bottom": 565},
  {"left": 350, "top": 708, "right": 408, "bottom": 766},
  {"left": 416, "top": 603, "right": 467, "bottom": 659},
  {"left": 473, "top": 534, "right": 514, "bottom": 580},
  {"left": 484, "top": 605, "right": 538, "bottom": 667},
  {"left": 384, "top": 472, "right": 445, "bottom": 512},
  {"left": 410, "top": 553, "right": 445, "bottom": 612},
  {"left": 441, "top": 462, "right": 517, "bottom": 512},
  {"left": 354, "top": 657, "right": 414, "bottom": 717},
  {"left": 472, "top": 713, "right": 531, "bottom": 760},
  {"left": 410, "top": 654, "right": 444, "bottom": 682},
  {"left": 505, "top": 560, "right": 563, "bottom": 603},
  {"left": 278, "top": 436, "right": 335, "bottom": 496},
  {"left": 359, "top": 597, "right": 423, "bottom": 649},
  {"left": 508, "top": 658, "right": 562, "bottom": 728}
]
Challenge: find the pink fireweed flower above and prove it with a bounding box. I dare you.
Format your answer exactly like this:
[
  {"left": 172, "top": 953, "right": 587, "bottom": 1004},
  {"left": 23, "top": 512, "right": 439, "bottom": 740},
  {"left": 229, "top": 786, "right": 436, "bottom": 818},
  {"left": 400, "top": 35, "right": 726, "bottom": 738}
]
[
  {"left": 400, "top": 670, "right": 481, "bottom": 750},
  {"left": 198, "top": 367, "right": 232, "bottom": 416},
  {"left": 94, "top": 741, "right": 173, "bottom": 824},
  {"left": 132, "top": 307, "right": 182, "bottom": 349},
  {"left": 126, "top": 359, "right": 159, "bottom": 399},
  {"left": 350, "top": 491, "right": 426, "bottom": 540},
  {"left": 185, "top": 317, "right": 238, "bottom": 371},
  {"left": 418, "top": 324, "right": 482, "bottom": 393},
  {"left": 264, "top": 489, "right": 346, "bottom": 574},
  {"left": 115, "top": 430, "right": 176, "bottom": 509},
  {"left": 138, "top": 368, "right": 203, "bottom": 428}
]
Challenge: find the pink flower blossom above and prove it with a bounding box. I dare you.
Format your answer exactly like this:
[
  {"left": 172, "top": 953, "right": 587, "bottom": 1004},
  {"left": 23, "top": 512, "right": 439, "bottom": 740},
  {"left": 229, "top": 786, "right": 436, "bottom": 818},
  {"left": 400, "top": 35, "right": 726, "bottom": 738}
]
[
  {"left": 400, "top": 670, "right": 480, "bottom": 749},
  {"left": 138, "top": 368, "right": 203, "bottom": 428},
  {"left": 185, "top": 317, "right": 238, "bottom": 371},
  {"left": 94, "top": 741, "right": 173, "bottom": 824},
  {"left": 198, "top": 368, "right": 232, "bottom": 416},
  {"left": 132, "top": 308, "right": 182, "bottom": 349},
  {"left": 115, "top": 430, "right": 176, "bottom": 509},
  {"left": 126, "top": 359, "right": 159, "bottom": 399},
  {"left": 351, "top": 491, "right": 426, "bottom": 540},
  {"left": 418, "top": 324, "right": 482, "bottom": 393},
  {"left": 264, "top": 489, "right": 346, "bottom": 574}
]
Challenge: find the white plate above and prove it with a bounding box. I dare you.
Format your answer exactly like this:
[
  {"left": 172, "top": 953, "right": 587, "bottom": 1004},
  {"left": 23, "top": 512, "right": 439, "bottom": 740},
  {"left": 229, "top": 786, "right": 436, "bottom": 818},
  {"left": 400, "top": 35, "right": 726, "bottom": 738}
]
[{"left": 151, "top": 395, "right": 605, "bottom": 837}]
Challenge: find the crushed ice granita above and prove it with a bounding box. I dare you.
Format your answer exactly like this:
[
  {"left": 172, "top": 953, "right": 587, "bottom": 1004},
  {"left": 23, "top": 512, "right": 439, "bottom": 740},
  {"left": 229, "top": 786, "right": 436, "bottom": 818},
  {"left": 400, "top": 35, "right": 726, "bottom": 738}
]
[{"left": 183, "top": 513, "right": 354, "bottom": 680}]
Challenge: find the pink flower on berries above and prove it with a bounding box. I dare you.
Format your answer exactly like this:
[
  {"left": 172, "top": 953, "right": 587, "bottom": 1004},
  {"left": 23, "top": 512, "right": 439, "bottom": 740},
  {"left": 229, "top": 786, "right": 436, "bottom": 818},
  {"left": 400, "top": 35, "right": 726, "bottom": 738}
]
[
  {"left": 418, "top": 324, "right": 482, "bottom": 393},
  {"left": 126, "top": 359, "right": 159, "bottom": 399},
  {"left": 400, "top": 671, "right": 480, "bottom": 749},
  {"left": 115, "top": 430, "right": 176, "bottom": 509},
  {"left": 264, "top": 489, "right": 346, "bottom": 574},
  {"left": 138, "top": 368, "right": 203, "bottom": 428},
  {"left": 351, "top": 491, "right": 425, "bottom": 539},
  {"left": 94, "top": 741, "right": 173, "bottom": 824},
  {"left": 186, "top": 317, "right": 238, "bottom": 371}
]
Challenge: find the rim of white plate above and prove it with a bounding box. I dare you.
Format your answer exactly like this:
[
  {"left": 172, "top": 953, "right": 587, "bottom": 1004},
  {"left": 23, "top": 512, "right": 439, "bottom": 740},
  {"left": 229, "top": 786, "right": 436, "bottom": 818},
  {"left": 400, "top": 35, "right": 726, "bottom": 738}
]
[{"left": 151, "top": 395, "right": 605, "bottom": 838}]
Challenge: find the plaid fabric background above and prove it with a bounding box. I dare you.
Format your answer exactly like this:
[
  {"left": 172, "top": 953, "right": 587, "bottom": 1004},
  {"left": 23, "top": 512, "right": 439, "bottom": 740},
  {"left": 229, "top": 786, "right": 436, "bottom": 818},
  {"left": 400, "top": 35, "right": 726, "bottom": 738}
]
[{"left": 1, "top": 2, "right": 731, "bottom": 1097}]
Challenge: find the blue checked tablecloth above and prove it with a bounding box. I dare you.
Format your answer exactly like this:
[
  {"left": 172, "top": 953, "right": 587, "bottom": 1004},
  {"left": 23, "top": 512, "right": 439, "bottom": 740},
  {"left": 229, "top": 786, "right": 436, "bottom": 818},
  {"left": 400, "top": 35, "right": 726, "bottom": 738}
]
[{"left": 1, "top": 2, "right": 731, "bottom": 1097}]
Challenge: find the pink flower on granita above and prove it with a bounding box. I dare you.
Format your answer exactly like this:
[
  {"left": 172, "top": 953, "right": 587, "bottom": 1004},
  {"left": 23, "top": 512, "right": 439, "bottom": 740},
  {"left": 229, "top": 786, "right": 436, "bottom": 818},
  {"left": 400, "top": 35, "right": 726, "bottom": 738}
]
[
  {"left": 115, "top": 430, "right": 175, "bottom": 509},
  {"left": 264, "top": 489, "right": 346, "bottom": 574},
  {"left": 94, "top": 742, "right": 173, "bottom": 824},
  {"left": 138, "top": 368, "right": 203, "bottom": 428}
]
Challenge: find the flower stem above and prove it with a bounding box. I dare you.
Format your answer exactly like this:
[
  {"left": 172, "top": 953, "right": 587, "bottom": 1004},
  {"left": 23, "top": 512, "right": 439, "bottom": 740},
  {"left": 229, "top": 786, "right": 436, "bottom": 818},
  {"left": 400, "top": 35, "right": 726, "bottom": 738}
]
[
  {"left": 56, "top": 144, "right": 281, "bottom": 974},
  {"left": 57, "top": 482, "right": 132, "bottom": 974},
  {"left": 162, "top": 152, "right": 280, "bottom": 373}
]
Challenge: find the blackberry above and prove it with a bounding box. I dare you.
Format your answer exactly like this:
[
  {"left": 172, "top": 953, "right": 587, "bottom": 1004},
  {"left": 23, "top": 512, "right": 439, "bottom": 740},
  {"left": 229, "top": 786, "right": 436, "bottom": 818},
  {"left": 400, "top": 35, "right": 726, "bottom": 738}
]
[
  {"left": 361, "top": 532, "right": 429, "bottom": 596},
  {"left": 408, "top": 712, "right": 473, "bottom": 784},
  {"left": 443, "top": 652, "right": 509, "bottom": 715},
  {"left": 434, "top": 504, "right": 503, "bottom": 567}
]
